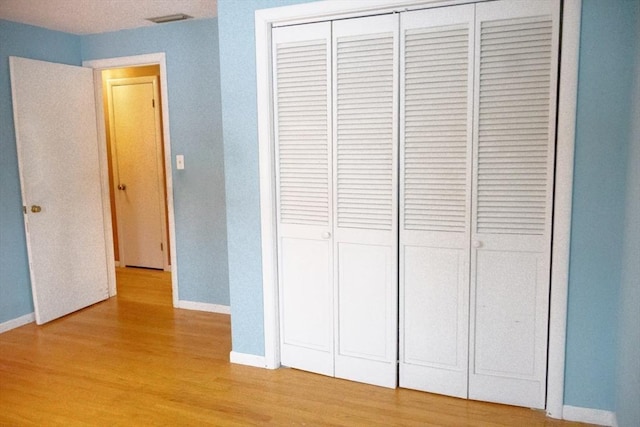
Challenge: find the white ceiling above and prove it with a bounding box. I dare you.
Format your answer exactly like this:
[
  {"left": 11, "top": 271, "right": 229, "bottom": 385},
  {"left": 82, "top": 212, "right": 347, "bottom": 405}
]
[{"left": 0, "top": 0, "right": 217, "bottom": 35}]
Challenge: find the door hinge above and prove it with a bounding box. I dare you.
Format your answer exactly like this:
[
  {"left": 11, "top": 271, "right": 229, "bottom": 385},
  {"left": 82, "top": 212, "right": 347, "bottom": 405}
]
[
  {"left": 152, "top": 98, "right": 155, "bottom": 108},
  {"left": 160, "top": 242, "right": 163, "bottom": 251},
  {"left": 23, "top": 206, "right": 27, "bottom": 214}
]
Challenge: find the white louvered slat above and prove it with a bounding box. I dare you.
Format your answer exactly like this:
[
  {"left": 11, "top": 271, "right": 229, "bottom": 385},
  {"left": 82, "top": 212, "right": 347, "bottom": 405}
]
[
  {"left": 404, "top": 24, "right": 470, "bottom": 232},
  {"left": 476, "top": 16, "right": 554, "bottom": 235},
  {"left": 336, "top": 32, "right": 395, "bottom": 231},
  {"left": 275, "top": 38, "right": 330, "bottom": 226}
]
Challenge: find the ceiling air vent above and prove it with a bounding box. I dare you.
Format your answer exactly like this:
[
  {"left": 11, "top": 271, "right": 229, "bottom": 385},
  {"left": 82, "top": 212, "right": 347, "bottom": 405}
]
[{"left": 146, "top": 14, "right": 193, "bottom": 24}]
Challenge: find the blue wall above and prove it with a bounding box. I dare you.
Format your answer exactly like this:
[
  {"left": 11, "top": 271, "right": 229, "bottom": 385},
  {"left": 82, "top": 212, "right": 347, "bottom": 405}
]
[
  {"left": 218, "top": 0, "right": 314, "bottom": 356},
  {"left": 615, "top": 4, "right": 640, "bottom": 426},
  {"left": 564, "top": 0, "right": 638, "bottom": 411},
  {"left": 81, "top": 18, "right": 229, "bottom": 306},
  {"left": 0, "top": 20, "right": 82, "bottom": 323}
]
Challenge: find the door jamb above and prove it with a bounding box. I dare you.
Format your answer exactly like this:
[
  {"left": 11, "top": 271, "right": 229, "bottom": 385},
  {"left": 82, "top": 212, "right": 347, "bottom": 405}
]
[
  {"left": 254, "top": 0, "right": 581, "bottom": 419},
  {"left": 83, "top": 53, "right": 179, "bottom": 308}
]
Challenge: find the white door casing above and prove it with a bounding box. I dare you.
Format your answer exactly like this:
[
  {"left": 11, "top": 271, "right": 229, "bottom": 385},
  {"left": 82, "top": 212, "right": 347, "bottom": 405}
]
[
  {"left": 107, "top": 76, "right": 167, "bottom": 270},
  {"left": 10, "top": 57, "right": 111, "bottom": 324}
]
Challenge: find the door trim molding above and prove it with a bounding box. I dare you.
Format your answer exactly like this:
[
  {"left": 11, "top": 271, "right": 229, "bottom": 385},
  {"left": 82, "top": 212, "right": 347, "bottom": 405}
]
[
  {"left": 83, "top": 53, "right": 179, "bottom": 308},
  {"left": 255, "top": 0, "right": 581, "bottom": 418}
]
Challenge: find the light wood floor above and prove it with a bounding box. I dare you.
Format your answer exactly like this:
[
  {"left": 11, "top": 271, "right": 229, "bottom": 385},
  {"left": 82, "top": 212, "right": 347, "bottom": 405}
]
[{"left": 0, "top": 268, "right": 591, "bottom": 426}]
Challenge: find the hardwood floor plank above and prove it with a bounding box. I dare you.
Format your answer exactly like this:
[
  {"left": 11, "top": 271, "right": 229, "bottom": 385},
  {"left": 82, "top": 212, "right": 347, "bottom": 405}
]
[{"left": 1, "top": 267, "right": 592, "bottom": 426}]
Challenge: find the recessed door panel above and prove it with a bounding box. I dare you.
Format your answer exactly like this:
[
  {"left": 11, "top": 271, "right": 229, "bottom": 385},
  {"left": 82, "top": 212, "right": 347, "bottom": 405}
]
[{"left": 279, "top": 236, "right": 333, "bottom": 375}]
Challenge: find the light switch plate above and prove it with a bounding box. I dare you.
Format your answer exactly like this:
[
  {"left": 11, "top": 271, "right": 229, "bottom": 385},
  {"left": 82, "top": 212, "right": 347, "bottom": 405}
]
[{"left": 176, "top": 154, "right": 185, "bottom": 170}]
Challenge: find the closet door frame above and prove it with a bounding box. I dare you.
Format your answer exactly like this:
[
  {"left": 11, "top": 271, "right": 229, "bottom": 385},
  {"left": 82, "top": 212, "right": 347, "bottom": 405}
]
[{"left": 254, "top": 0, "right": 582, "bottom": 419}]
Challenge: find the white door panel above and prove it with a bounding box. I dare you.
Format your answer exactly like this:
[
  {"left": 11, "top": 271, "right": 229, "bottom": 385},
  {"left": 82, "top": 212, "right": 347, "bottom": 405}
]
[
  {"left": 279, "top": 236, "right": 333, "bottom": 375},
  {"left": 333, "top": 14, "right": 399, "bottom": 388},
  {"left": 10, "top": 57, "right": 109, "bottom": 325},
  {"left": 399, "top": 4, "right": 474, "bottom": 398},
  {"left": 469, "top": 0, "right": 559, "bottom": 409},
  {"left": 273, "top": 22, "right": 334, "bottom": 377},
  {"left": 401, "top": 244, "right": 468, "bottom": 398},
  {"left": 335, "top": 243, "right": 394, "bottom": 360},
  {"left": 403, "top": 246, "right": 465, "bottom": 366}
]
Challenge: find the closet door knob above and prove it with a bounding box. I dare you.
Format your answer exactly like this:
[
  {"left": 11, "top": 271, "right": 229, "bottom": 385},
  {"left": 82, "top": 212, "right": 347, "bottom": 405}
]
[
  {"left": 473, "top": 240, "right": 483, "bottom": 249},
  {"left": 321, "top": 231, "right": 331, "bottom": 239}
]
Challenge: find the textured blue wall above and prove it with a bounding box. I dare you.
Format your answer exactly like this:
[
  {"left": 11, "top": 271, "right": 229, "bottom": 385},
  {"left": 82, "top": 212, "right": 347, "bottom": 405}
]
[
  {"left": 81, "top": 19, "right": 229, "bottom": 306},
  {"left": 0, "top": 20, "right": 82, "bottom": 323},
  {"left": 615, "top": 3, "right": 640, "bottom": 426},
  {"left": 217, "top": 0, "right": 314, "bottom": 356},
  {"left": 564, "top": 0, "right": 638, "bottom": 411}
]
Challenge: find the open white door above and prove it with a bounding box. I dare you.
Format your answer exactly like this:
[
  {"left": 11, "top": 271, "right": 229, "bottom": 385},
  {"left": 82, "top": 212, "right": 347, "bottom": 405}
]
[{"left": 10, "top": 57, "right": 110, "bottom": 325}]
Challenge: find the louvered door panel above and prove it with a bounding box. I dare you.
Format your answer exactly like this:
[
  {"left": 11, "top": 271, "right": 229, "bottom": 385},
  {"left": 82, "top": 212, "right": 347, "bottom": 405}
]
[
  {"left": 277, "top": 41, "right": 330, "bottom": 226},
  {"left": 399, "top": 5, "right": 474, "bottom": 399},
  {"left": 469, "top": 0, "right": 559, "bottom": 409},
  {"left": 332, "top": 14, "right": 399, "bottom": 389},
  {"left": 403, "top": 25, "right": 469, "bottom": 233},
  {"left": 476, "top": 15, "right": 554, "bottom": 235},
  {"left": 335, "top": 34, "right": 395, "bottom": 231},
  {"left": 273, "top": 22, "right": 334, "bottom": 377}
]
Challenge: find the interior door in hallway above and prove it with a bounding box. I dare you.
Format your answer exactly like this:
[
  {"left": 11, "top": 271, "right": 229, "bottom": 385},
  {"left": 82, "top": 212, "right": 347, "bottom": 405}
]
[
  {"left": 10, "top": 56, "right": 110, "bottom": 324},
  {"left": 107, "top": 77, "right": 166, "bottom": 270}
]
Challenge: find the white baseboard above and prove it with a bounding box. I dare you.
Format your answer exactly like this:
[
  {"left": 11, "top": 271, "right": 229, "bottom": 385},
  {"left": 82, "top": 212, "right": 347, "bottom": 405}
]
[
  {"left": 563, "top": 405, "right": 617, "bottom": 426},
  {"left": 175, "top": 300, "right": 230, "bottom": 314},
  {"left": 230, "top": 351, "right": 268, "bottom": 368},
  {"left": 0, "top": 313, "right": 35, "bottom": 333}
]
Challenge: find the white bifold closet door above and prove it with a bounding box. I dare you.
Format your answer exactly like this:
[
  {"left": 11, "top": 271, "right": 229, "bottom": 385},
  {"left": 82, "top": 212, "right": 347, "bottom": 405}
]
[
  {"left": 399, "top": 4, "right": 475, "bottom": 399},
  {"left": 332, "top": 14, "right": 399, "bottom": 388},
  {"left": 273, "top": 22, "right": 334, "bottom": 377},
  {"left": 400, "top": 0, "right": 559, "bottom": 409},
  {"left": 274, "top": 14, "right": 399, "bottom": 388},
  {"left": 469, "top": 0, "right": 559, "bottom": 409}
]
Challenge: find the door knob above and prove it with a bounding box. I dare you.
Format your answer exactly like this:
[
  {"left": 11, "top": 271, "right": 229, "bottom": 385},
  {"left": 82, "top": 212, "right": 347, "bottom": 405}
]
[
  {"left": 473, "top": 240, "right": 483, "bottom": 248},
  {"left": 321, "top": 231, "right": 331, "bottom": 239},
  {"left": 31, "top": 205, "right": 42, "bottom": 213},
  {"left": 118, "top": 184, "right": 127, "bottom": 191}
]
